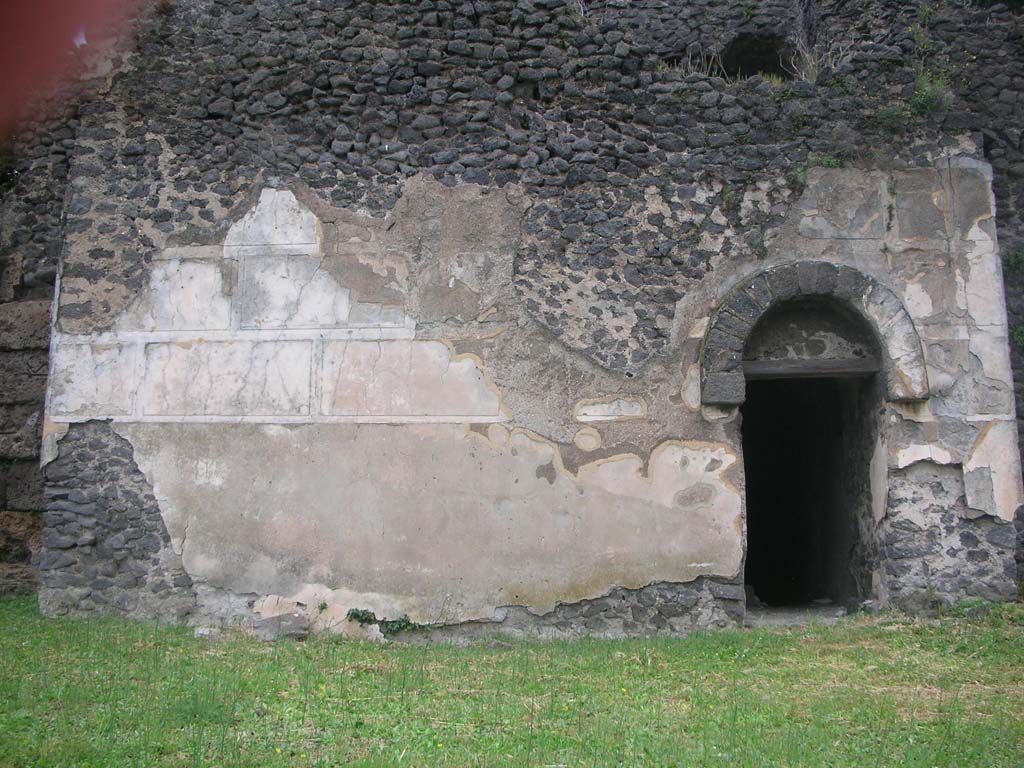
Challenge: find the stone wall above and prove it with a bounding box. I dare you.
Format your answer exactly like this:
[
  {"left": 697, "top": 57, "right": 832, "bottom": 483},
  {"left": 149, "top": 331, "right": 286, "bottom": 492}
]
[
  {"left": 0, "top": 21, "right": 133, "bottom": 594},
  {"left": 883, "top": 462, "right": 1018, "bottom": 612},
  {"left": 39, "top": 160, "right": 1021, "bottom": 637},
  {"left": 4, "top": 0, "right": 1023, "bottom": 632},
  {"left": 0, "top": 100, "right": 74, "bottom": 595},
  {"left": 40, "top": 421, "right": 195, "bottom": 619}
]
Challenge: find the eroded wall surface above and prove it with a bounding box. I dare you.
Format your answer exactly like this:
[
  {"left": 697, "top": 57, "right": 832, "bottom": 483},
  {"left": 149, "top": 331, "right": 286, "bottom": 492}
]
[{"left": 40, "top": 158, "right": 1021, "bottom": 636}]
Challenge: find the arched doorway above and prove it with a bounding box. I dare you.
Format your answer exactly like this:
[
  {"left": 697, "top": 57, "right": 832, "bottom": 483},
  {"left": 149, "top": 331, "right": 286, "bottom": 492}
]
[
  {"left": 700, "top": 262, "right": 930, "bottom": 610},
  {"left": 740, "top": 298, "right": 882, "bottom": 607}
]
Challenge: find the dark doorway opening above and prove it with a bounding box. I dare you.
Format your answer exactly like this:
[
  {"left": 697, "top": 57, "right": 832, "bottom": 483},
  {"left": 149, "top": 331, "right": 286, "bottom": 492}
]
[{"left": 741, "top": 376, "right": 876, "bottom": 607}]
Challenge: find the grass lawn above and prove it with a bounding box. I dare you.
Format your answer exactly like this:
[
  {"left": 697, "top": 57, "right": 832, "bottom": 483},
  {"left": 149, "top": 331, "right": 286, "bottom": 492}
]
[{"left": 1, "top": 596, "right": 1022, "bottom": 766}]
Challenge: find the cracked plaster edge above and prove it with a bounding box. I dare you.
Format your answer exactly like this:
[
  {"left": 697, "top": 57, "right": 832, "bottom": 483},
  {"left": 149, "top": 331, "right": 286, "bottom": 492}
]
[
  {"left": 962, "top": 420, "right": 1024, "bottom": 522},
  {"left": 41, "top": 252, "right": 69, "bottom": 468},
  {"left": 464, "top": 422, "right": 743, "bottom": 501},
  {"left": 891, "top": 431, "right": 1021, "bottom": 523},
  {"left": 436, "top": 340, "right": 512, "bottom": 420},
  {"left": 195, "top": 574, "right": 742, "bottom": 640}
]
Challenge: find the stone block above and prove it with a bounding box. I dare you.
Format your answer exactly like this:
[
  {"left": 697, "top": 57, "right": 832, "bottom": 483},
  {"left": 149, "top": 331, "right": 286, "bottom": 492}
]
[
  {"left": 723, "top": 289, "right": 762, "bottom": 325},
  {"left": 710, "top": 310, "right": 753, "bottom": 339},
  {"left": 893, "top": 168, "right": 950, "bottom": 242},
  {"left": 947, "top": 161, "right": 993, "bottom": 239},
  {"left": 0, "top": 509, "right": 42, "bottom": 563},
  {"left": 0, "top": 404, "right": 41, "bottom": 460},
  {"left": 796, "top": 169, "right": 887, "bottom": 240},
  {"left": 0, "top": 253, "right": 24, "bottom": 303},
  {"left": 744, "top": 273, "right": 773, "bottom": 310},
  {"left": 704, "top": 328, "right": 744, "bottom": 354},
  {"left": 763, "top": 263, "right": 800, "bottom": 302},
  {"left": 0, "top": 563, "right": 38, "bottom": 596},
  {"left": 701, "top": 344, "right": 741, "bottom": 374},
  {"left": 707, "top": 580, "right": 745, "bottom": 601},
  {"left": 797, "top": 261, "right": 839, "bottom": 296},
  {"left": 5, "top": 461, "right": 44, "bottom": 511},
  {"left": 0, "top": 301, "right": 51, "bottom": 350},
  {"left": 0, "top": 350, "right": 49, "bottom": 404},
  {"left": 833, "top": 266, "right": 871, "bottom": 302},
  {"left": 702, "top": 371, "right": 745, "bottom": 405}
]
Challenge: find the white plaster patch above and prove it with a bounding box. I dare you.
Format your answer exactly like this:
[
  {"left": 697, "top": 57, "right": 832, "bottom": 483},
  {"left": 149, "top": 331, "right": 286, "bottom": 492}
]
[
  {"left": 968, "top": 329, "right": 1013, "bottom": 394},
  {"left": 796, "top": 169, "right": 887, "bottom": 240},
  {"left": 895, "top": 443, "right": 953, "bottom": 469},
  {"left": 964, "top": 420, "right": 1023, "bottom": 522},
  {"left": 574, "top": 396, "right": 647, "bottom": 423},
  {"left": 239, "top": 256, "right": 351, "bottom": 329},
  {"left": 224, "top": 189, "right": 319, "bottom": 257},
  {"left": 953, "top": 267, "right": 968, "bottom": 312},
  {"left": 117, "top": 422, "right": 743, "bottom": 624},
  {"left": 44, "top": 186, "right": 452, "bottom": 426},
  {"left": 701, "top": 404, "right": 738, "bottom": 423},
  {"left": 902, "top": 280, "right": 934, "bottom": 321},
  {"left": 963, "top": 224, "right": 1006, "bottom": 330},
  {"left": 194, "top": 457, "right": 228, "bottom": 488},
  {"left": 40, "top": 418, "right": 69, "bottom": 466},
  {"left": 573, "top": 427, "right": 602, "bottom": 452},
  {"left": 118, "top": 260, "right": 232, "bottom": 332},
  {"left": 874, "top": 313, "right": 929, "bottom": 399},
  {"left": 681, "top": 364, "right": 701, "bottom": 411},
  {"left": 575, "top": 440, "right": 738, "bottom": 511},
  {"left": 156, "top": 245, "right": 222, "bottom": 261},
  {"left": 48, "top": 341, "right": 137, "bottom": 418},
  {"left": 320, "top": 340, "right": 503, "bottom": 419},
  {"left": 140, "top": 340, "right": 312, "bottom": 417}
]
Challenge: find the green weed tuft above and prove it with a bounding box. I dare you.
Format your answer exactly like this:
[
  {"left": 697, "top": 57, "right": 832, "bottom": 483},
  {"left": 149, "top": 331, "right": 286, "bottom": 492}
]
[
  {"left": 1002, "top": 244, "right": 1024, "bottom": 273},
  {"left": 873, "top": 105, "right": 911, "bottom": 134},
  {"left": 346, "top": 607, "right": 426, "bottom": 635},
  {"left": 910, "top": 70, "right": 951, "bottom": 115}
]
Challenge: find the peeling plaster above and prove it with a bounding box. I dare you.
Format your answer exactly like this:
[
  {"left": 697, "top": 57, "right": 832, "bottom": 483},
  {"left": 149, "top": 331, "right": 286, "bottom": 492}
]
[
  {"left": 115, "top": 421, "right": 743, "bottom": 624},
  {"left": 964, "top": 420, "right": 1023, "bottom": 521},
  {"left": 895, "top": 443, "right": 954, "bottom": 469}
]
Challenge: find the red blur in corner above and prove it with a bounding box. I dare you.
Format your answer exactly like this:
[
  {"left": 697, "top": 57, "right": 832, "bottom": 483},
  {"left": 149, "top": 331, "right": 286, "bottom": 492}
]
[{"left": 0, "top": 0, "right": 141, "bottom": 139}]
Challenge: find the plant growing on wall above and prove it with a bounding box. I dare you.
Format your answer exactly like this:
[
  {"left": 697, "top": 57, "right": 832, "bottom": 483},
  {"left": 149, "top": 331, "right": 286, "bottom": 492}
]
[
  {"left": 346, "top": 608, "right": 427, "bottom": 637},
  {"left": 1011, "top": 324, "right": 1024, "bottom": 349},
  {"left": 1003, "top": 245, "right": 1024, "bottom": 273},
  {"left": 784, "top": 3, "right": 854, "bottom": 84},
  {"left": 909, "top": 70, "right": 952, "bottom": 115},
  {"left": 872, "top": 105, "right": 911, "bottom": 134}
]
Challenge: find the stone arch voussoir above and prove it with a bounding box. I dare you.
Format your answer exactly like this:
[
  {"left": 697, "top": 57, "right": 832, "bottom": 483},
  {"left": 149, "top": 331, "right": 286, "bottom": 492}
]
[{"left": 700, "top": 261, "right": 929, "bottom": 406}]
